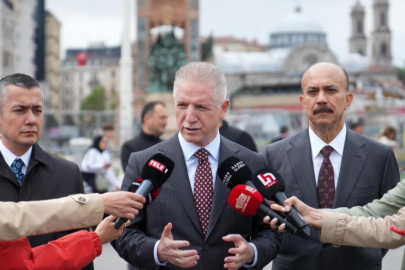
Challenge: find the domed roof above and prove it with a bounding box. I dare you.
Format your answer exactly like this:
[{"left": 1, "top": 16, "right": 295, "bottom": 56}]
[{"left": 272, "top": 7, "right": 325, "bottom": 34}]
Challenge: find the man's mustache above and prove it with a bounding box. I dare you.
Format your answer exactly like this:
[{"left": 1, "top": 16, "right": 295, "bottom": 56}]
[{"left": 313, "top": 105, "right": 334, "bottom": 114}]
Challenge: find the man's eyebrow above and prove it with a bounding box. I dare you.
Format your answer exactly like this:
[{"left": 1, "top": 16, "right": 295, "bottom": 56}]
[{"left": 11, "top": 104, "right": 43, "bottom": 109}]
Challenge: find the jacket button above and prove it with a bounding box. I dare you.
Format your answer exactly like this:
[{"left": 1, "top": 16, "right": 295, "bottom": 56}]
[
  {"left": 204, "top": 244, "right": 209, "bottom": 250},
  {"left": 78, "top": 196, "right": 87, "bottom": 203}
]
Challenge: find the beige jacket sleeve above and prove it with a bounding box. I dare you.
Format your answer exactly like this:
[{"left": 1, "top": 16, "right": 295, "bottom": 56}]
[
  {"left": 0, "top": 194, "right": 104, "bottom": 241},
  {"left": 320, "top": 206, "right": 405, "bottom": 249}
]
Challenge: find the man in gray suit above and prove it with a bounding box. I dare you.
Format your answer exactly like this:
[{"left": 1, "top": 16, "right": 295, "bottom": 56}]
[
  {"left": 115, "top": 62, "right": 280, "bottom": 269},
  {"left": 262, "top": 62, "right": 399, "bottom": 270}
]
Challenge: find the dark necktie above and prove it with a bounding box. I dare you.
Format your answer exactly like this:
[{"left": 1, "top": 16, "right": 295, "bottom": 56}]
[
  {"left": 317, "top": 146, "right": 335, "bottom": 208},
  {"left": 11, "top": 158, "right": 25, "bottom": 186},
  {"left": 193, "top": 148, "right": 213, "bottom": 235}
]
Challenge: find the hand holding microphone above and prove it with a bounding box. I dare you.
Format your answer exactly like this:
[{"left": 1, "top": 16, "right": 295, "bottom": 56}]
[
  {"left": 114, "top": 153, "right": 175, "bottom": 229},
  {"left": 228, "top": 184, "right": 298, "bottom": 235},
  {"left": 252, "top": 167, "right": 311, "bottom": 239}
]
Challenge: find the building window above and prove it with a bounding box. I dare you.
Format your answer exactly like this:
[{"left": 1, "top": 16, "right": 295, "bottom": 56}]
[
  {"left": 357, "top": 20, "right": 363, "bottom": 34},
  {"left": 380, "top": 12, "right": 386, "bottom": 26},
  {"left": 381, "top": 42, "right": 387, "bottom": 56}
]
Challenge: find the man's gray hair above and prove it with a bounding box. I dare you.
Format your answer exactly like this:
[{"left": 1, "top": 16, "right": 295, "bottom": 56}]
[
  {"left": 173, "top": 62, "right": 227, "bottom": 105},
  {"left": 0, "top": 73, "right": 43, "bottom": 113}
]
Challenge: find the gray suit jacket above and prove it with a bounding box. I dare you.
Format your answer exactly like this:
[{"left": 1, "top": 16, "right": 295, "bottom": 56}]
[
  {"left": 262, "top": 129, "right": 399, "bottom": 270},
  {"left": 115, "top": 134, "right": 281, "bottom": 270}
]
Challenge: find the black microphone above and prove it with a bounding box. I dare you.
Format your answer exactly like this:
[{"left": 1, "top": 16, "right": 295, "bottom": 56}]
[
  {"left": 218, "top": 157, "right": 300, "bottom": 236},
  {"left": 252, "top": 167, "right": 311, "bottom": 239},
  {"left": 114, "top": 153, "right": 175, "bottom": 229},
  {"left": 228, "top": 184, "right": 298, "bottom": 235}
]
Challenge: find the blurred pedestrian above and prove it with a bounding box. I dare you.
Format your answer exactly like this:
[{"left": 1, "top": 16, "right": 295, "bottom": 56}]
[
  {"left": 378, "top": 126, "right": 398, "bottom": 151},
  {"left": 82, "top": 135, "right": 120, "bottom": 193},
  {"left": 349, "top": 121, "right": 365, "bottom": 135},
  {"left": 218, "top": 119, "right": 257, "bottom": 152},
  {"left": 121, "top": 101, "right": 168, "bottom": 172},
  {"left": 271, "top": 125, "right": 289, "bottom": 143}
]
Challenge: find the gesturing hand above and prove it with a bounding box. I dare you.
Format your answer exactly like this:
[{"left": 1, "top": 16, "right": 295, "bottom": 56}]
[
  {"left": 222, "top": 234, "right": 255, "bottom": 270},
  {"left": 157, "top": 223, "right": 200, "bottom": 268}
]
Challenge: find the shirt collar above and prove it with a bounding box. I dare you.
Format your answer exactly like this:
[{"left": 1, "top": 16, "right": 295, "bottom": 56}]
[
  {"left": 309, "top": 124, "right": 346, "bottom": 159},
  {"left": 178, "top": 131, "right": 221, "bottom": 162},
  {"left": 0, "top": 138, "right": 33, "bottom": 168}
]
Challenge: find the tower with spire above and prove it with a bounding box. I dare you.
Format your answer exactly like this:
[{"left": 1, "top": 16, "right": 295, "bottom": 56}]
[
  {"left": 372, "top": 0, "right": 392, "bottom": 66},
  {"left": 350, "top": 0, "right": 367, "bottom": 56}
]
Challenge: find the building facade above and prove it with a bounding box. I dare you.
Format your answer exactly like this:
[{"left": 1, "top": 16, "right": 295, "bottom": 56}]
[
  {"left": 45, "top": 11, "right": 61, "bottom": 110},
  {"left": 61, "top": 44, "right": 121, "bottom": 111}
]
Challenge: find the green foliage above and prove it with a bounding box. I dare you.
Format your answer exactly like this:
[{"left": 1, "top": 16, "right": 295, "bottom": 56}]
[
  {"left": 81, "top": 87, "right": 106, "bottom": 111},
  {"left": 395, "top": 67, "right": 405, "bottom": 82}
]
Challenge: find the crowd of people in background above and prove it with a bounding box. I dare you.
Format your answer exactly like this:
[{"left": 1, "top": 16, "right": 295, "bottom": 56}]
[{"left": 2, "top": 61, "right": 405, "bottom": 269}]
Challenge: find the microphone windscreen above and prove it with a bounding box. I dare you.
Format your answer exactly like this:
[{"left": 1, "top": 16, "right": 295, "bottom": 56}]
[
  {"left": 228, "top": 184, "right": 264, "bottom": 216},
  {"left": 141, "top": 153, "right": 175, "bottom": 187},
  {"left": 252, "top": 167, "right": 286, "bottom": 199},
  {"left": 218, "top": 156, "right": 252, "bottom": 189}
]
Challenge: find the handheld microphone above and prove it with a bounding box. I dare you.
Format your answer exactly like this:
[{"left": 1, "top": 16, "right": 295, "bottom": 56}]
[
  {"left": 218, "top": 156, "right": 274, "bottom": 212},
  {"left": 114, "top": 153, "right": 175, "bottom": 229},
  {"left": 127, "top": 176, "right": 162, "bottom": 205},
  {"left": 252, "top": 167, "right": 311, "bottom": 239},
  {"left": 228, "top": 185, "right": 298, "bottom": 236}
]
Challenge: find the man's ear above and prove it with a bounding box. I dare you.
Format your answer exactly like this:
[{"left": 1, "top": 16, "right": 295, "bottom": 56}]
[{"left": 220, "top": 99, "right": 230, "bottom": 119}]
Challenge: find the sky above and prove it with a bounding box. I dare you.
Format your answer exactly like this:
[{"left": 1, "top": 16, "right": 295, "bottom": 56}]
[{"left": 46, "top": 0, "right": 405, "bottom": 67}]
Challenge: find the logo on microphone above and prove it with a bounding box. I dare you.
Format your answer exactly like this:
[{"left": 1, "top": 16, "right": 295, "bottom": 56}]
[
  {"left": 257, "top": 173, "right": 278, "bottom": 188},
  {"left": 231, "top": 161, "right": 246, "bottom": 172},
  {"left": 235, "top": 193, "right": 251, "bottom": 212},
  {"left": 149, "top": 159, "right": 167, "bottom": 173}
]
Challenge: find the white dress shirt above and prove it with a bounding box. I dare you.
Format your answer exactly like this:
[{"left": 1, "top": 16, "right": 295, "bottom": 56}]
[
  {"left": 309, "top": 125, "right": 347, "bottom": 188},
  {"left": 0, "top": 139, "right": 32, "bottom": 176},
  {"left": 154, "top": 131, "right": 258, "bottom": 267}
]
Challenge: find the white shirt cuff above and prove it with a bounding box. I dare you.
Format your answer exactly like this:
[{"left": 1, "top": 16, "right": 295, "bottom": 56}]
[
  {"left": 153, "top": 240, "right": 168, "bottom": 266},
  {"left": 243, "top": 242, "right": 258, "bottom": 268}
]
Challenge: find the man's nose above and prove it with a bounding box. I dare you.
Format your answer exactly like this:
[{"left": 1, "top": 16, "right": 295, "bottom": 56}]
[
  {"left": 316, "top": 90, "right": 328, "bottom": 103},
  {"left": 185, "top": 107, "right": 197, "bottom": 123},
  {"left": 25, "top": 111, "right": 37, "bottom": 125}
]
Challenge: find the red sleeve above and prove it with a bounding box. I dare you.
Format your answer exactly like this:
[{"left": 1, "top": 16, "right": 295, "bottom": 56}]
[
  {"left": 0, "top": 231, "right": 102, "bottom": 269},
  {"left": 33, "top": 230, "right": 102, "bottom": 269}
]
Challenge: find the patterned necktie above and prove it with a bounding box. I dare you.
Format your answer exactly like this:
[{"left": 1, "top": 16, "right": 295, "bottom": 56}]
[
  {"left": 317, "top": 146, "right": 335, "bottom": 208},
  {"left": 11, "top": 158, "right": 25, "bottom": 186},
  {"left": 193, "top": 148, "right": 214, "bottom": 235}
]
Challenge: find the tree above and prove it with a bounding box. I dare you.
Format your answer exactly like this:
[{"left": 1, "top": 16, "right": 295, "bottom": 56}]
[{"left": 80, "top": 87, "right": 106, "bottom": 111}]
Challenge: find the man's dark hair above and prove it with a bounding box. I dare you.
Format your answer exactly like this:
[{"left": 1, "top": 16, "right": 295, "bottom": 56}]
[
  {"left": 280, "top": 126, "right": 288, "bottom": 134},
  {"left": 349, "top": 122, "right": 363, "bottom": 130},
  {"left": 102, "top": 122, "right": 115, "bottom": 131},
  {"left": 141, "top": 101, "right": 165, "bottom": 124},
  {"left": 0, "top": 73, "right": 43, "bottom": 113}
]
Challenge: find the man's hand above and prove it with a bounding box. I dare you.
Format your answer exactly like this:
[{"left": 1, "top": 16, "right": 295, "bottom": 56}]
[
  {"left": 222, "top": 234, "right": 254, "bottom": 270},
  {"left": 102, "top": 192, "right": 146, "bottom": 219},
  {"left": 263, "top": 196, "right": 322, "bottom": 231},
  {"left": 157, "top": 223, "right": 199, "bottom": 268}
]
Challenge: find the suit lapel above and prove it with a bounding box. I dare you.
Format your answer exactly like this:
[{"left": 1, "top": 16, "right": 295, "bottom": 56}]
[
  {"left": 287, "top": 130, "right": 320, "bottom": 208},
  {"left": 0, "top": 152, "right": 20, "bottom": 188},
  {"left": 334, "top": 130, "right": 367, "bottom": 207},
  {"left": 161, "top": 136, "right": 204, "bottom": 236}
]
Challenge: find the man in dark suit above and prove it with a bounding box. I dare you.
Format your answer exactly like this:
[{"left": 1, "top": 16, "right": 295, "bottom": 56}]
[
  {"left": 219, "top": 119, "right": 257, "bottom": 152},
  {"left": 263, "top": 63, "right": 399, "bottom": 270},
  {"left": 0, "top": 74, "right": 90, "bottom": 267},
  {"left": 121, "top": 101, "right": 168, "bottom": 172},
  {"left": 115, "top": 62, "right": 280, "bottom": 269}
]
